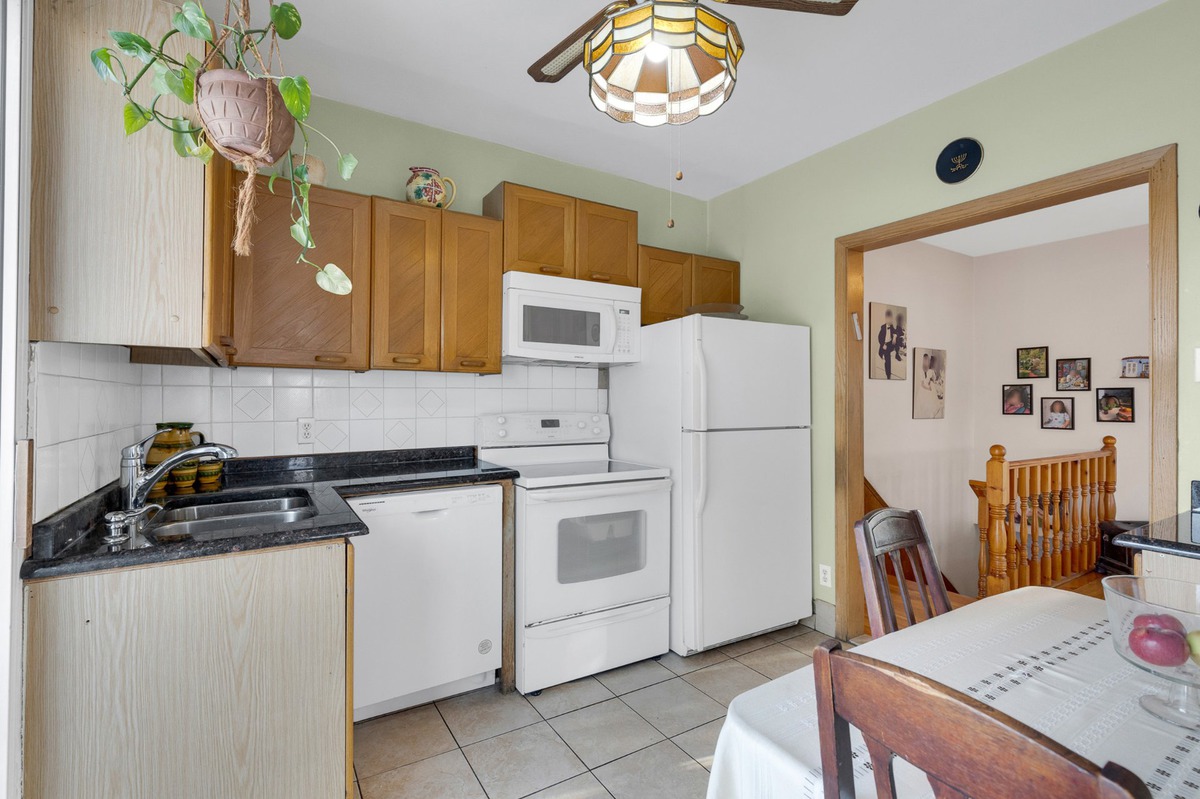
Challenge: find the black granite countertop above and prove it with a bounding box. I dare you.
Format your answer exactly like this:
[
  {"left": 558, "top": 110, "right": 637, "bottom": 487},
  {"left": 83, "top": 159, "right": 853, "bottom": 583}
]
[
  {"left": 23, "top": 447, "right": 517, "bottom": 580},
  {"left": 1112, "top": 511, "right": 1200, "bottom": 559}
]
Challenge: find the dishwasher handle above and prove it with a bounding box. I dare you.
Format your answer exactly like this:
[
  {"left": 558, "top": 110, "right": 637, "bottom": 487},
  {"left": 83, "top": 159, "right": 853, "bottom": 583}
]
[{"left": 524, "top": 479, "right": 672, "bottom": 504}]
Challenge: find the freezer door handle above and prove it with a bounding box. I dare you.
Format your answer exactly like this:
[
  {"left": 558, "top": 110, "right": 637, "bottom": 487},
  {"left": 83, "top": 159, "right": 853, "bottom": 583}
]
[
  {"left": 692, "top": 324, "right": 709, "bottom": 431},
  {"left": 524, "top": 480, "right": 672, "bottom": 504}
]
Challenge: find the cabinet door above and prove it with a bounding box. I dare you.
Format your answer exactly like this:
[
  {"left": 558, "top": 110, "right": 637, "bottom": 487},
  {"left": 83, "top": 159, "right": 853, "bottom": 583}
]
[
  {"left": 492, "top": 184, "right": 576, "bottom": 278},
  {"left": 637, "top": 246, "right": 694, "bottom": 325},
  {"left": 577, "top": 200, "right": 638, "bottom": 286},
  {"left": 230, "top": 178, "right": 372, "bottom": 370},
  {"left": 692, "top": 255, "right": 741, "bottom": 307},
  {"left": 371, "top": 199, "right": 441, "bottom": 370},
  {"left": 442, "top": 212, "right": 503, "bottom": 373}
]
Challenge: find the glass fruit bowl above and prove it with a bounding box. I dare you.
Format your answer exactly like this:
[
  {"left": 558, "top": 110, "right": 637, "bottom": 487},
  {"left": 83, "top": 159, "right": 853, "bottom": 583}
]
[{"left": 1103, "top": 575, "right": 1200, "bottom": 729}]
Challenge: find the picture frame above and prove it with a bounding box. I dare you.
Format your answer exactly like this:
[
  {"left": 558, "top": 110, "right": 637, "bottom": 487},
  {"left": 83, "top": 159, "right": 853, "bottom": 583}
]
[
  {"left": 1120, "top": 356, "right": 1149, "bottom": 379},
  {"left": 1016, "top": 346, "right": 1049, "bottom": 379},
  {"left": 1055, "top": 358, "right": 1091, "bottom": 391},
  {"left": 1097, "top": 387, "right": 1135, "bottom": 423},
  {"left": 869, "top": 302, "right": 908, "bottom": 381},
  {"left": 1002, "top": 384, "right": 1032, "bottom": 415},
  {"left": 912, "top": 347, "right": 946, "bottom": 419},
  {"left": 1041, "top": 397, "right": 1075, "bottom": 430}
]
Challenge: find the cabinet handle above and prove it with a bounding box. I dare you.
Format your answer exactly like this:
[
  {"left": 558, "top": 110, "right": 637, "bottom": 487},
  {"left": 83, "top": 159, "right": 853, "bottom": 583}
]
[
  {"left": 459, "top": 359, "right": 487, "bottom": 369},
  {"left": 539, "top": 266, "right": 564, "bottom": 275},
  {"left": 224, "top": 347, "right": 238, "bottom": 357},
  {"left": 315, "top": 355, "right": 347, "bottom": 364},
  {"left": 219, "top": 336, "right": 234, "bottom": 347},
  {"left": 392, "top": 356, "right": 421, "bottom": 365},
  {"left": 589, "top": 273, "right": 612, "bottom": 282}
]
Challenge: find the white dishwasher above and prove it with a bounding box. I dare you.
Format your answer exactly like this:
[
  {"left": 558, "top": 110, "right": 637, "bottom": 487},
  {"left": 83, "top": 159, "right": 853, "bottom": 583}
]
[{"left": 348, "top": 484, "right": 502, "bottom": 721}]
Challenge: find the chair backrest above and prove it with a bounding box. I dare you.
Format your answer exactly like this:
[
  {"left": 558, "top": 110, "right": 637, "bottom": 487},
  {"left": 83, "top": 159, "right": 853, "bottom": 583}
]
[
  {"left": 854, "top": 507, "right": 950, "bottom": 638},
  {"left": 813, "top": 640, "right": 1152, "bottom": 799}
]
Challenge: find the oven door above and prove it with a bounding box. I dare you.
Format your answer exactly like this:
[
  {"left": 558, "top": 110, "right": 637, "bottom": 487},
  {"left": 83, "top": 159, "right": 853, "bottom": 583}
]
[
  {"left": 517, "top": 479, "right": 671, "bottom": 626},
  {"left": 504, "top": 289, "right": 618, "bottom": 363}
]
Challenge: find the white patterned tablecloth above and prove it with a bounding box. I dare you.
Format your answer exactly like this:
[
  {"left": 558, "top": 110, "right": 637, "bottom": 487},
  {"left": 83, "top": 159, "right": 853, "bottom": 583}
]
[{"left": 707, "top": 587, "right": 1200, "bottom": 799}]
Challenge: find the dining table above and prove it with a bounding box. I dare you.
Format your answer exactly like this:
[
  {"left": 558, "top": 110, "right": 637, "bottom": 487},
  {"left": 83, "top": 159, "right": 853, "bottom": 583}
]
[{"left": 707, "top": 586, "right": 1198, "bottom": 799}]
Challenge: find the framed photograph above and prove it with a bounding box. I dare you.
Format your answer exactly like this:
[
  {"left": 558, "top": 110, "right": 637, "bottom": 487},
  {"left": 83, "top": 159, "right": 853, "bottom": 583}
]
[
  {"left": 1016, "top": 346, "right": 1049, "bottom": 379},
  {"left": 1002, "top": 384, "right": 1032, "bottom": 415},
  {"left": 869, "top": 302, "right": 908, "bottom": 381},
  {"left": 1097, "top": 388, "right": 1135, "bottom": 423},
  {"left": 1055, "top": 358, "right": 1091, "bottom": 391},
  {"left": 912, "top": 347, "right": 946, "bottom": 419},
  {"left": 1041, "top": 397, "right": 1075, "bottom": 430},
  {"left": 1121, "top": 356, "right": 1149, "bottom": 379}
]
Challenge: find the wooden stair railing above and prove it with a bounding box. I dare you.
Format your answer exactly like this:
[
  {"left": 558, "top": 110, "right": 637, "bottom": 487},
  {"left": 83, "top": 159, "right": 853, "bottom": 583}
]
[{"left": 971, "top": 436, "right": 1116, "bottom": 598}]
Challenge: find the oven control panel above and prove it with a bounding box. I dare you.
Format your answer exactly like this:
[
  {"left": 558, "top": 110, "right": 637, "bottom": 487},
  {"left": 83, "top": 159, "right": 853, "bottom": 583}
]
[{"left": 476, "top": 413, "right": 610, "bottom": 447}]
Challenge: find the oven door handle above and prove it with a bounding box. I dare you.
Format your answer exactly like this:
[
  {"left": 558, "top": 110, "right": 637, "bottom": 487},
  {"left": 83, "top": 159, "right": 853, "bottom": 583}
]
[{"left": 524, "top": 479, "right": 672, "bottom": 504}]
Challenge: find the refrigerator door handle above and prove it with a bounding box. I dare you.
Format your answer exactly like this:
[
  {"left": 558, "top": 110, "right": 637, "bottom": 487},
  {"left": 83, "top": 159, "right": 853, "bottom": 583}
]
[
  {"left": 692, "top": 431, "right": 708, "bottom": 643},
  {"left": 692, "top": 325, "right": 708, "bottom": 431}
]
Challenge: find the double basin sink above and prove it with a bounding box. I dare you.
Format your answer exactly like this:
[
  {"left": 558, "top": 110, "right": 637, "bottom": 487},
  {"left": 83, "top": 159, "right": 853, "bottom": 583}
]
[{"left": 138, "top": 487, "right": 317, "bottom": 545}]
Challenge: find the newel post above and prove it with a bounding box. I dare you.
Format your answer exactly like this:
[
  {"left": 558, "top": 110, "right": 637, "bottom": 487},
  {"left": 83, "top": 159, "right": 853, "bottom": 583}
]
[
  {"left": 1102, "top": 435, "right": 1117, "bottom": 522},
  {"left": 986, "top": 445, "right": 1010, "bottom": 597}
]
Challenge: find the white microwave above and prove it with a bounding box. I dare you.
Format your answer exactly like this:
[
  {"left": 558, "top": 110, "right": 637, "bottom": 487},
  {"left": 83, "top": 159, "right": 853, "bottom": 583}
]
[{"left": 503, "top": 272, "right": 641, "bottom": 365}]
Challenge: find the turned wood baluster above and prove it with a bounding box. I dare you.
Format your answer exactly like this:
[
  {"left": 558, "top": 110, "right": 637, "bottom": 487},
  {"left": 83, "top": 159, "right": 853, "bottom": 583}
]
[
  {"left": 1102, "top": 436, "right": 1118, "bottom": 523},
  {"left": 1050, "top": 461, "right": 1063, "bottom": 582},
  {"left": 1070, "top": 459, "right": 1083, "bottom": 575},
  {"left": 1089, "top": 456, "right": 1102, "bottom": 569},
  {"left": 1079, "top": 458, "right": 1092, "bottom": 578},
  {"left": 1039, "top": 464, "right": 1052, "bottom": 586},
  {"left": 1008, "top": 469, "right": 1020, "bottom": 591},
  {"left": 976, "top": 483, "right": 989, "bottom": 598},
  {"left": 1020, "top": 467, "right": 1033, "bottom": 589},
  {"left": 985, "top": 445, "right": 1010, "bottom": 597}
]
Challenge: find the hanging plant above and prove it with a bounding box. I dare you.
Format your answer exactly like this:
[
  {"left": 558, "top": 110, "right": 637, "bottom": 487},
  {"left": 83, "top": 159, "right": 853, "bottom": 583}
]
[{"left": 90, "top": 0, "right": 358, "bottom": 295}]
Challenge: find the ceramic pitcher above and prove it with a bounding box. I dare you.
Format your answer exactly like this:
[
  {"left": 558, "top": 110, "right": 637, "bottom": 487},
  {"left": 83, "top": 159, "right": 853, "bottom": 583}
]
[
  {"left": 405, "top": 167, "right": 457, "bottom": 209},
  {"left": 146, "top": 422, "right": 205, "bottom": 493}
]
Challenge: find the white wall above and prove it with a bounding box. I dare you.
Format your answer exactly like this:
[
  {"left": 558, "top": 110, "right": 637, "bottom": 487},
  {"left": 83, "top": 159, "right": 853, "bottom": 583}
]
[
  {"left": 863, "top": 227, "right": 1150, "bottom": 597},
  {"left": 864, "top": 242, "right": 978, "bottom": 595},
  {"left": 30, "top": 342, "right": 606, "bottom": 521},
  {"left": 972, "top": 226, "right": 1150, "bottom": 519}
]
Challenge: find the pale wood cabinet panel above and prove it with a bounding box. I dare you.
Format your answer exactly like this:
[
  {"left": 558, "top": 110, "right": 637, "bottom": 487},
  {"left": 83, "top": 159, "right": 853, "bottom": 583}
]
[
  {"left": 485, "top": 183, "right": 576, "bottom": 278},
  {"left": 230, "top": 179, "right": 372, "bottom": 369},
  {"left": 638, "top": 246, "right": 694, "bottom": 325},
  {"left": 577, "top": 201, "right": 638, "bottom": 286},
  {"left": 24, "top": 542, "right": 348, "bottom": 799},
  {"left": 441, "top": 212, "right": 503, "bottom": 373},
  {"left": 31, "top": 0, "right": 205, "bottom": 349},
  {"left": 371, "top": 199, "right": 442, "bottom": 370},
  {"left": 693, "top": 255, "right": 741, "bottom": 306}
]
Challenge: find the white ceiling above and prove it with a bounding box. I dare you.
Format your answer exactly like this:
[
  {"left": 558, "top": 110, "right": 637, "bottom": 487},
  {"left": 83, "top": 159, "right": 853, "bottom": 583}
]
[
  {"left": 275, "top": 0, "right": 1167, "bottom": 200},
  {"left": 919, "top": 185, "right": 1148, "bottom": 257}
]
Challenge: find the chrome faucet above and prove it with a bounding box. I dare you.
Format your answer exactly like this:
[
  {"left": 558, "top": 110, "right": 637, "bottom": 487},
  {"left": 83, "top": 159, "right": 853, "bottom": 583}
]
[{"left": 104, "top": 432, "right": 238, "bottom": 549}]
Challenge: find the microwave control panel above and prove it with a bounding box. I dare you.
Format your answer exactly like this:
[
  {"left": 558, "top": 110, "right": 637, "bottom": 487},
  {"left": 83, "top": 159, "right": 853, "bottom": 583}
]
[
  {"left": 613, "top": 302, "right": 639, "bottom": 359},
  {"left": 476, "top": 413, "right": 610, "bottom": 447}
]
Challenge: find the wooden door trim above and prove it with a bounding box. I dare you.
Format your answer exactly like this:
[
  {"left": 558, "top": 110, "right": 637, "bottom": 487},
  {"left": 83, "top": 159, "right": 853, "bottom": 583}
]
[{"left": 834, "top": 145, "right": 1178, "bottom": 639}]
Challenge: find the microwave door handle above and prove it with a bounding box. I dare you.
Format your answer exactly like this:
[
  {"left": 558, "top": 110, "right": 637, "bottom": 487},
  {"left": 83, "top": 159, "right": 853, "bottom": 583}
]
[
  {"left": 524, "top": 479, "right": 672, "bottom": 504},
  {"left": 601, "top": 304, "right": 618, "bottom": 352}
]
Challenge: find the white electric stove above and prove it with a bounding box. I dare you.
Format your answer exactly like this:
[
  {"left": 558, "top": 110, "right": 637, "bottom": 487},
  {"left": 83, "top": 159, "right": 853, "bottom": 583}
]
[{"left": 478, "top": 413, "right": 672, "bottom": 694}]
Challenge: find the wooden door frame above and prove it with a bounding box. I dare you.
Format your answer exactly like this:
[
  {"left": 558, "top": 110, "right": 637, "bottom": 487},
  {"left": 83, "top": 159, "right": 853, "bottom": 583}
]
[{"left": 834, "top": 145, "right": 1179, "bottom": 639}]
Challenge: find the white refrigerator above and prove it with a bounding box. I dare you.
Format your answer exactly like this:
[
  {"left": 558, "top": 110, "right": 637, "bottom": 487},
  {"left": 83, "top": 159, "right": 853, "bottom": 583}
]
[{"left": 609, "top": 315, "right": 812, "bottom": 655}]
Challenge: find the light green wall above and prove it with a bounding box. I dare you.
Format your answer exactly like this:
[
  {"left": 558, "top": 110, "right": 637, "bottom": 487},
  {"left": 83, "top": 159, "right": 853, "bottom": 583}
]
[
  {"left": 302, "top": 98, "right": 708, "bottom": 252},
  {"left": 706, "top": 0, "right": 1200, "bottom": 605}
]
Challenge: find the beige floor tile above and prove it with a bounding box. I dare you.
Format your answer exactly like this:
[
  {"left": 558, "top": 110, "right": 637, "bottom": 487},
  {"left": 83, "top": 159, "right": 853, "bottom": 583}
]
[
  {"left": 594, "top": 659, "right": 674, "bottom": 695},
  {"left": 656, "top": 649, "right": 730, "bottom": 676},
  {"left": 671, "top": 718, "right": 725, "bottom": 770},
  {"left": 528, "top": 676, "right": 615, "bottom": 719},
  {"left": 736, "top": 642, "right": 814, "bottom": 680},
  {"left": 526, "top": 772, "right": 613, "bottom": 798},
  {"left": 683, "top": 659, "right": 769, "bottom": 706},
  {"left": 353, "top": 704, "right": 458, "bottom": 779},
  {"left": 549, "top": 698, "right": 664, "bottom": 769},
  {"left": 436, "top": 685, "right": 542, "bottom": 746},
  {"left": 462, "top": 722, "right": 586, "bottom": 799},
  {"left": 779, "top": 629, "right": 833, "bottom": 657},
  {"left": 620, "top": 678, "right": 725, "bottom": 737},
  {"left": 717, "top": 632, "right": 778, "bottom": 658},
  {"left": 767, "top": 621, "right": 813, "bottom": 642},
  {"left": 360, "top": 750, "right": 486, "bottom": 799},
  {"left": 593, "top": 740, "right": 711, "bottom": 799}
]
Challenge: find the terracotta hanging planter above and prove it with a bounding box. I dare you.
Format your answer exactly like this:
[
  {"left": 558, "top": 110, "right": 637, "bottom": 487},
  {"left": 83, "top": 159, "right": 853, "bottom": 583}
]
[{"left": 196, "top": 69, "right": 295, "bottom": 165}]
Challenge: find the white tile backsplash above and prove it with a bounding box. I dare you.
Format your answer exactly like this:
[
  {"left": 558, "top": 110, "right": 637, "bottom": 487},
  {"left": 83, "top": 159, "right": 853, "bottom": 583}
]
[{"left": 31, "top": 341, "right": 606, "bottom": 522}]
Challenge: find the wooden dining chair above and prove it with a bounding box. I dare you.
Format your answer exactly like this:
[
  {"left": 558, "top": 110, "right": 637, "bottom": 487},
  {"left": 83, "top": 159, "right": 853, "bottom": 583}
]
[
  {"left": 813, "top": 640, "right": 1152, "bottom": 799},
  {"left": 854, "top": 507, "right": 950, "bottom": 638}
]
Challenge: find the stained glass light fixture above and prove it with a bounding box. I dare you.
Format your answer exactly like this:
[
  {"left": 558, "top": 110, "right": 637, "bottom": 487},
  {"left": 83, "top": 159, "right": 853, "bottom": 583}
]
[{"left": 582, "top": 0, "right": 743, "bottom": 126}]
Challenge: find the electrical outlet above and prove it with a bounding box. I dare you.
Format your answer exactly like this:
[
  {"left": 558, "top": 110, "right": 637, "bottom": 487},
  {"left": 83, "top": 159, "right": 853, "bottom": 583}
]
[
  {"left": 297, "top": 418, "right": 315, "bottom": 443},
  {"left": 819, "top": 564, "right": 833, "bottom": 588}
]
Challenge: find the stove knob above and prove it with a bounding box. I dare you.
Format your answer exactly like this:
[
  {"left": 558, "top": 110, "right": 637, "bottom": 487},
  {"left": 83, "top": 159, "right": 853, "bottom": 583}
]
[
  {"left": 577, "top": 421, "right": 586, "bottom": 429},
  {"left": 592, "top": 416, "right": 600, "bottom": 423},
  {"left": 497, "top": 430, "right": 508, "bottom": 438},
  {"left": 497, "top": 416, "right": 506, "bottom": 424},
  {"left": 593, "top": 428, "right": 602, "bottom": 435}
]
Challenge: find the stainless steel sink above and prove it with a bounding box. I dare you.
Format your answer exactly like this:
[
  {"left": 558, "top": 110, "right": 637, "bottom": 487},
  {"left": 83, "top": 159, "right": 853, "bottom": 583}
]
[{"left": 148, "top": 489, "right": 317, "bottom": 542}]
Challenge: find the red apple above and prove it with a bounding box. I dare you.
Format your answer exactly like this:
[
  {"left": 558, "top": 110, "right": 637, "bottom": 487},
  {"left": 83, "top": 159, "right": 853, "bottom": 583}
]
[
  {"left": 1129, "top": 626, "right": 1190, "bottom": 667},
  {"left": 1133, "top": 613, "right": 1187, "bottom": 636}
]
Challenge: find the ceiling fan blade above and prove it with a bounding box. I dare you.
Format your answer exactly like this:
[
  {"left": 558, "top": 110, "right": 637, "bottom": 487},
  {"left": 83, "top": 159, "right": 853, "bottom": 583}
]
[
  {"left": 711, "top": 0, "right": 858, "bottom": 14},
  {"left": 528, "top": 1, "right": 636, "bottom": 83}
]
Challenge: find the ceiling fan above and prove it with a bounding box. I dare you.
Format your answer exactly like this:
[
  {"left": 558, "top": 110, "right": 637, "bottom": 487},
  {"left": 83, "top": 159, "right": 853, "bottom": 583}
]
[{"left": 530, "top": 0, "right": 859, "bottom": 88}]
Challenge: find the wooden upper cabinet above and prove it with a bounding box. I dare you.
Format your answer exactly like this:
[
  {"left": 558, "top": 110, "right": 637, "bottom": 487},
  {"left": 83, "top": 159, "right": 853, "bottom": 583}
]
[
  {"left": 229, "top": 179, "right": 372, "bottom": 370},
  {"left": 484, "top": 183, "right": 576, "bottom": 278},
  {"left": 638, "top": 246, "right": 694, "bottom": 325},
  {"left": 441, "top": 212, "right": 503, "bottom": 373},
  {"left": 371, "top": 199, "right": 442, "bottom": 371},
  {"left": 577, "top": 201, "right": 638, "bottom": 286},
  {"left": 693, "top": 255, "right": 741, "bottom": 307}
]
